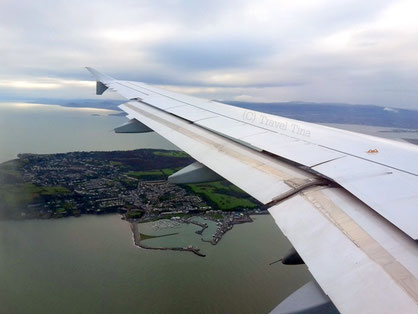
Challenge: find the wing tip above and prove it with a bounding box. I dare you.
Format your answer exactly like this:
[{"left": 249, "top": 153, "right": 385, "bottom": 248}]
[{"left": 85, "top": 67, "right": 115, "bottom": 83}]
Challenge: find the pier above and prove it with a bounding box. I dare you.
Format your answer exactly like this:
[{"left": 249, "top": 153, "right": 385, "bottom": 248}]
[
  {"left": 138, "top": 243, "right": 206, "bottom": 257},
  {"left": 130, "top": 221, "right": 206, "bottom": 257},
  {"left": 182, "top": 218, "right": 208, "bottom": 235}
]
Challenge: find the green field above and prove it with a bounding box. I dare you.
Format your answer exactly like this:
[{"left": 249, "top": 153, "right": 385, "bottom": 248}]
[
  {"left": 0, "top": 183, "right": 71, "bottom": 218},
  {"left": 0, "top": 167, "right": 20, "bottom": 179},
  {"left": 153, "top": 151, "right": 189, "bottom": 158},
  {"left": 26, "top": 184, "right": 71, "bottom": 196},
  {"left": 0, "top": 184, "right": 34, "bottom": 207},
  {"left": 127, "top": 168, "right": 179, "bottom": 180},
  {"left": 161, "top": 168, "right": 177, "bottom": 176},
  {"left": 0, "top": 160, "right": 23, "bottom": 184},
  {"left": 0, "top": 161, "right": 72, "bottom": 218},
  {"left": 127, "top": 170, "right": 165, "bottom": 180},
  {"left": 0, "top": 183, "right": 70, "bottom": 204},
  {"left": 186, "top": 181, "right": 257, "bottom": 210}
]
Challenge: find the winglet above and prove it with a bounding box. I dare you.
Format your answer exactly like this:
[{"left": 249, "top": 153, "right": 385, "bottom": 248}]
[
  {"left": 85, "top": 67, "right": 115, "bottom": 95},
  {"left": 85, "top": 67, "right": 115, "bottom": 84}
]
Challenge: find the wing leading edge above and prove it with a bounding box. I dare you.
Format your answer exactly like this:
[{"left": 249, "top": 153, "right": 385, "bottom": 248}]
[{"left": 86, "top": 68, "right": 418, "bottom": 314}]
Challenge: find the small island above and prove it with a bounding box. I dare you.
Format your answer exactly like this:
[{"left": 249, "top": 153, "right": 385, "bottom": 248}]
[{"left": 0, "top": 149, "right": 266, "bottom": 255}]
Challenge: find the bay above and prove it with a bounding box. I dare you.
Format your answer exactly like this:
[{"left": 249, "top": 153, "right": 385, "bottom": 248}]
[
  {"left": 0, "top": 215, "right": 310, "bottom": 314},
  {"left": 0, "top": 102, "right": 311, "bottom": 313}
]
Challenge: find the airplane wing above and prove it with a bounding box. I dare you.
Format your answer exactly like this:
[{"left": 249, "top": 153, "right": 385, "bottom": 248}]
[{"left": 86, "top": 67, "right": 418, "bottom": 314}]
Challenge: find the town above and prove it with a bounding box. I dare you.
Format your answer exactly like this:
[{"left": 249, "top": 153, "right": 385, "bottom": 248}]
[{"left": 0, "top": 149, "right": 265, "bottom": 247}]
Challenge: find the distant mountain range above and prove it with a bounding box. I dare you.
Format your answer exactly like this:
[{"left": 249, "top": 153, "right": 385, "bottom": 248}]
[
  {"left": 225, "top": 101, "right": 418, "bottom": 129},
  {"left": 24, "top": 98, "right": 418, "bottom": 130}
]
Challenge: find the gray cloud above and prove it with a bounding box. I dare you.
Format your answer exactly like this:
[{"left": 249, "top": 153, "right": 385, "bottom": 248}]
[
  {"left": 0, "top": 0, "right": 417, "bottom": 109},
  {"left": 151, "top": 37, "right": 274, "bottom": 70}
]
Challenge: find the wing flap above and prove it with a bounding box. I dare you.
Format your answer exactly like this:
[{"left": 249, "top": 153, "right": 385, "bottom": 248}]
[
  {"left": 314, "top": 156, "right": 418, "bottom": 238},
  {"left": 268, "top": 187, "right": 418, "bottom": 314}
]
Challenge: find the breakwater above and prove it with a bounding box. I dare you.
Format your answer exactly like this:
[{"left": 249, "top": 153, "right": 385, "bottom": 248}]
[{"left": 130, "top": 221, "right": 206, "bottom": 257}]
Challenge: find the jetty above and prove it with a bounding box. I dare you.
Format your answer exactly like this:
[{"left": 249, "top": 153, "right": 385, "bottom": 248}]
[
  {"left": 130, "top": 221, "right": 206, "bottom": 257},
  {"left": 138, "top": 243, "right": 206, "bottom": 257}
]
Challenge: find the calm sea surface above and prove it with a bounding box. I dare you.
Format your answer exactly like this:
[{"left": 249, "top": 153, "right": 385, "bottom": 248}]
[
  {"left": 0, "top": 103, "right": 311, "bottom": 313},
  {"left": 0, "top": 102, "right": 177, "bottom": 163}
]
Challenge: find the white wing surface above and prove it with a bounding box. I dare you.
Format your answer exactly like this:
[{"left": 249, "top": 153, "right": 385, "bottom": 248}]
[{"left": 86, "top": 68, "right": 418, "bottom": 314}]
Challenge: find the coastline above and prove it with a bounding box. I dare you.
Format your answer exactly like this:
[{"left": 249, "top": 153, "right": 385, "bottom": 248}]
[{"left": 0, "top": 148, "right": 266, "bottom": 257}]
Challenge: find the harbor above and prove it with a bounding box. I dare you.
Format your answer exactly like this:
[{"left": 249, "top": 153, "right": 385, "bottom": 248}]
[
  {"left": 128, "top": 212, "right": 257, "bottom": 257},
  {"left": 130, "top": 220, "right": 207, "bottom": 257}
]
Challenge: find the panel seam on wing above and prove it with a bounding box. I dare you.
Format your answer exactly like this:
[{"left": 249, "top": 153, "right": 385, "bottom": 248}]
[{"left": 302, "top": 187, "right": 418, "bottom": 304}]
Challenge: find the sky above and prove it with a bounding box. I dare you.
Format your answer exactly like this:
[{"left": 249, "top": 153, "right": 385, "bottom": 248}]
[{"left": 1, "top": 0, "right": 418, "bottom": 109}]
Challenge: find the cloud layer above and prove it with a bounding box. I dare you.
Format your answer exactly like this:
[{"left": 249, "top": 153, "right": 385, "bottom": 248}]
[{"left": 1, "top": 0, "right": 418, "bottom": 109}]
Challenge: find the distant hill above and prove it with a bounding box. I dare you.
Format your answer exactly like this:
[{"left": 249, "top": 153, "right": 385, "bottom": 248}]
[
  {"left": 27, "top": 98, "right": 122, "bottom": 110},
  {"left": 224, "top": 101, "right": 418, "bottom": 130},
  {"left": 21, "top": 98, "right": 418, "bottom": 129}
]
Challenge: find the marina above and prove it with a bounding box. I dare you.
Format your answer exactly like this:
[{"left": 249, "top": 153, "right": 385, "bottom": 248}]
[{"left": 128, "top": 212, "right": 257, "bottom": 257}]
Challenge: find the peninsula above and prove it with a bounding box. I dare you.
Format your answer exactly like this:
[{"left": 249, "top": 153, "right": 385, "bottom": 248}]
[{"left": 0, "top": 149, "right": 264, "bottom": 251}]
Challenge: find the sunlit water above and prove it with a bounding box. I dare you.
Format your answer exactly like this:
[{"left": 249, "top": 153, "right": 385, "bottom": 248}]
[
  {"left": 0, "top": 103, "right": 311, "bottom": 313},
  {"left": 0, "top": 102, "right": 177, "bottom": 163}
]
